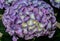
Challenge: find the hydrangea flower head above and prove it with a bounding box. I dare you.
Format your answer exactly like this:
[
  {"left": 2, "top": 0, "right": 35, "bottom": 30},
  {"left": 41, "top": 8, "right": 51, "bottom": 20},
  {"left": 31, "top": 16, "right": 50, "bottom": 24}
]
[{"left": 2, "top": 0, "right": 56, "bottom": 41}]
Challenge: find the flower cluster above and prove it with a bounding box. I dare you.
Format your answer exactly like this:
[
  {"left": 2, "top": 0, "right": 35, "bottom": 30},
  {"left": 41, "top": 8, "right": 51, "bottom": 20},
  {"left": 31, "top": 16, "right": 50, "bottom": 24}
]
[
  {"left": 50, "top": 0, "right": 60, "bottom": 8},
  {"left": 2, "top": 0, "right": 56, "bottom": 41}
]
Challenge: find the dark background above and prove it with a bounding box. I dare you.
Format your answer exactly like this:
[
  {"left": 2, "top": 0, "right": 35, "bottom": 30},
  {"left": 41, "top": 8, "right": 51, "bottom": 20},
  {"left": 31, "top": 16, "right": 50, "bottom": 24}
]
[{"left": 0, "top": 0, "right": 60, "bottom": 41}]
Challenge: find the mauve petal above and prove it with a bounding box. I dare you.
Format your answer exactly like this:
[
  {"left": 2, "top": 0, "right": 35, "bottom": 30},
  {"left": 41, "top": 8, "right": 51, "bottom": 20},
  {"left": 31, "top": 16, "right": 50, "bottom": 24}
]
[
  {"left": 12, "top": 36, "right": 18, "bottom": 41},
  {"left": 48, "top": 31, "right": 55, "bottom": 38}
]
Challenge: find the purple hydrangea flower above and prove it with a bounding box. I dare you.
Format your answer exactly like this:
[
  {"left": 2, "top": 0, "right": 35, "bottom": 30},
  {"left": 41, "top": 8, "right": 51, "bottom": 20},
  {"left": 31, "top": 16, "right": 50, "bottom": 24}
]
[
  {"left": 2, "top": 0, "right": 56, "bottom": 41},
  {"left": 50, "top": 0, "right": 60, "bottom": 9}
]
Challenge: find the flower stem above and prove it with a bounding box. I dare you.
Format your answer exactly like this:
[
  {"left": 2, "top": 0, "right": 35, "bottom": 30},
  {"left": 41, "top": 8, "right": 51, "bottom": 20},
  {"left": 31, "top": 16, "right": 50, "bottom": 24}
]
[
  {"left": 56, "top": 22, "right": 60, "bottom": 29},
  {"left": 0, "top": 14, "right": 2, "bottom": 20}
]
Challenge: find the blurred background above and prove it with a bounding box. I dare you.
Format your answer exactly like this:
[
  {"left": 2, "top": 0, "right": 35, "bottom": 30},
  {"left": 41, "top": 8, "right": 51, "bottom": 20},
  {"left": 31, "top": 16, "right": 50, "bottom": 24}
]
[{"left": 0, "top": 0, "right": 60, "bottom": 41}]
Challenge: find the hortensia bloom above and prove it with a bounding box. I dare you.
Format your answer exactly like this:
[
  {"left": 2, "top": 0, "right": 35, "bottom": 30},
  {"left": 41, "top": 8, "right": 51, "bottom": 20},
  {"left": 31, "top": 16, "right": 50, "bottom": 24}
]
[
  {"left": 50, "top": 0, "right": 60, "bottom": 9},
  {"left": 2, "top": 0, "right": 56, "bottom": 41}
]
